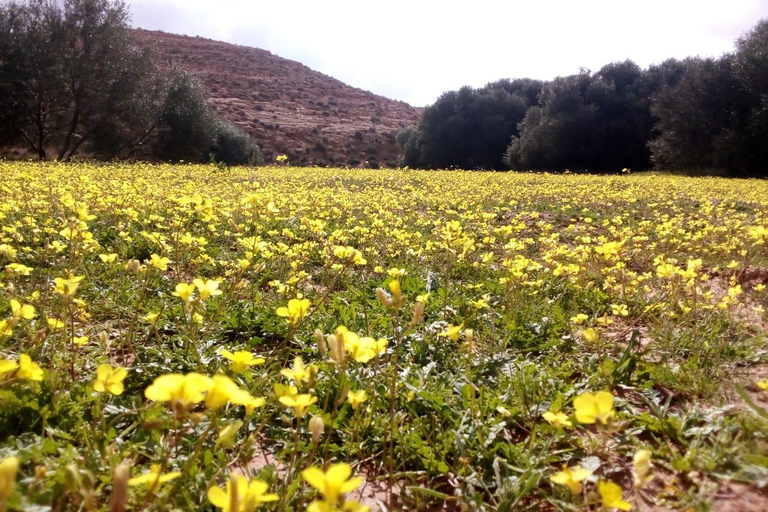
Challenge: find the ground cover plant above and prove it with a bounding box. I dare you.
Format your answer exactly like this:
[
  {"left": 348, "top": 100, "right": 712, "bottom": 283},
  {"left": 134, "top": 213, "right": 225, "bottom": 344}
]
[{"left": 0, "top": 161, "right": 767, "bottom": 511}]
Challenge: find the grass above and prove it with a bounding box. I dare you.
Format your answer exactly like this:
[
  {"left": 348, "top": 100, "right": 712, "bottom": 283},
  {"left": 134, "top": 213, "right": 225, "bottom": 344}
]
[{"left": 0, "top": 161, "right": 767, "bottom": 511}]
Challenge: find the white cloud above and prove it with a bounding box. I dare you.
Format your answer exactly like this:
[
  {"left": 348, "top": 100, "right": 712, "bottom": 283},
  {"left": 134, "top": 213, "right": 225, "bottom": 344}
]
[{"left": 128, "top": 0, "right": 768, "bottom": 106}]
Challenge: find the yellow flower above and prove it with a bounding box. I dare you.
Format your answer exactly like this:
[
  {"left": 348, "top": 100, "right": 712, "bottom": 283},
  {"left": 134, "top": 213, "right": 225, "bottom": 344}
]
[
  {"left": 242, "top": 395, "right": 266, "bottom": 415},
  {"left": 633, "top": 449, "right": 653, "bottom": 487},
  {"left": 337, "top": 328, "right": 381, "bottom": 364},
  {"left": 99, "top": 253, "right": 118, "bottom": 264},
  {"left": 144, "top": 312, "right": 160, "bottom": 324},
  {"left": 73, "top": 336, "right": 89, "bottom": 346},
  {"left": 347, "top": 389, "right": 368, "bottom": 410},
  {"left": 611, "top": 304, "right": 629, "bottom": 317},
  {"left": 94, "top": 364, "right": 128, "bottom": 395},
  {"left": 208, "top": 474, "right": 278, "bottom": 512},
  {"left": 302, "top": 463, "right": 363, "bottom": 506},
  {"left": 0, "top": 358, "right": 19, "bottom": 375},
  {"left": 438, "top": 323, "right": 463, "bottom": 342},
  {"left": 53, "top": 275, "right": 84, "bottom": 297},
  {"left": 307, "top": 500, "right": 370, "bottom": 512},
  {"left": 47, "top": 318, "right": 65, "bottom": 330},
  {"left": 215, "top": 420, "right": 243, "bottom": 449},
  {"left": 332, "top": 245, "right": 367, "bottom": 265},
  {"left": 280, "top": 356, "right": 314, "bottom": 385},
  {"left": 415, "top": 293, "right": 430, "bottom": 303},
  {"left": 573, "top": 391, "right": 615, "bottom": 425},
  {"left": 0, "top": 320, "right": 12, "bottom": 338},
  {"left": 598, "top": 480, "right": 631, "bottom": 510},
  {"left": 148, "top": 254, "right": 170, "bottom": 271},
  {"left": 550, "top": 464, "right": 592, "bottom": 494},
  {"left": 128, "top": 464, "right": 181, "bottom": 487},
  {"left": 16, "top": 354, "right": 43, "bottom": 381},
  {"left": 0, "top": 457, "right": 19, "bottom": 502},
  {"left": 542, "top": 411, "right": 572, "bottom": 428},
  {"left": 171, "top": 282, "right": 196, "bottom": 303},
  {"left": 757, "top": 380, "right": 768, "bottom": 390},
  {"left": 5, "top": 263, "right": 33, "bottom": 276},
  {"left": 274, "top": 383, "right": 298, "bottom": 399},
  {"left": 276, "top": 298, "right": 311, "bottom": 326},
  {"left": 193, "top": 278, "right": 223, "bottom": 300},
  {"left": 205, "top": 375, "right": 252, "bottom": 411},
  {"left": 579, "top": 328, "right": 599, "bottom": 343},
  {"left": 144, "top": 373, "right": 212, "bottom": 411},
  {"left": 220, "top": 350, "right": 265, "bottom": 374},
  {"left": 10, "top": 300, "right": 35, "bottom": 320},
  {"left": 279, "top": 393, "right": 317, "bottom": 418}
]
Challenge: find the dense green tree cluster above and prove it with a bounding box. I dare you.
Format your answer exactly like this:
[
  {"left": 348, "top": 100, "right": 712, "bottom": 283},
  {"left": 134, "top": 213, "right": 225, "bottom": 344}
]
[
  {"left": 0, "top": 0, "right": 262, "bottom": 165},
  {"left": 399, "top": 79, "right": 542, "bottom": 169},
  {"left": 399, "top": 20, "right": 768, "bottom": 176}
]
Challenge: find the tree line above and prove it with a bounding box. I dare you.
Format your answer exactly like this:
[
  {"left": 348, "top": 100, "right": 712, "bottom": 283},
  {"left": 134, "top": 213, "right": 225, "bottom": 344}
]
[
  {"left": 398, "top": 20, "right": 768, "bottom": 177},
  {"left": 0, "top": 0, "right": 262, "bottom": 165}
]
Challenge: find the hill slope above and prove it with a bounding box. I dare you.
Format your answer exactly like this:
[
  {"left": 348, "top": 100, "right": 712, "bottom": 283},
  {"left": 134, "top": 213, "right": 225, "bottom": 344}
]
[{"left": 134, "top": 29, "right": 422, "bottom": 167}]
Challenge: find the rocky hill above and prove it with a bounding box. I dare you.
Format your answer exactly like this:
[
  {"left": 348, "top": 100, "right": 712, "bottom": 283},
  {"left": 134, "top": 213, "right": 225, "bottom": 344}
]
[{"left": 133, "top": 29, "right": 422, "bottom": 167}]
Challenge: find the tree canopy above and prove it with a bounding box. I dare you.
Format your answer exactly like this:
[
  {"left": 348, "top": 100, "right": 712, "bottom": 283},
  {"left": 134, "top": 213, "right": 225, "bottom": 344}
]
[
  {"left": 399, "top": 19, "right": 768, "bottom": 177},
  {"left": 0, "top": 0, "right": 261, "bottom": 165}
]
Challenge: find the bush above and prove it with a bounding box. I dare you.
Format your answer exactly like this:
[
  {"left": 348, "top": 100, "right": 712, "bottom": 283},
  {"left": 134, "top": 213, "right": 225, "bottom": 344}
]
[{"left": 210, "top": 120, "right": 263, "bottom": 166}]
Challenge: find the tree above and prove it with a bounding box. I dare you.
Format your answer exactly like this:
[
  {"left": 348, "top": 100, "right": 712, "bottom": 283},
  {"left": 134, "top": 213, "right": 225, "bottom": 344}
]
[
  {"left": 398, "top": 79, "right": 542, "bottom": 169},
  {"left": 0, "top": 0, "right": 145, "bottom": 160},
  {"left": 0, "top": 0, "right": 263, "bottom": 165},
  {"left": 506, "top": 62, "right": 653, "bottom": 172}
]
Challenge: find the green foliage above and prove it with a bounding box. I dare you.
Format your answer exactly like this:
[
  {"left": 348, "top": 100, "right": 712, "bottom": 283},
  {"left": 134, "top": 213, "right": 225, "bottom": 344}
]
[
  {"left": 0, "top": 0, "right": 262, "bottom": 164},
  {"left": 399, "top": 79, "right": 543, "bottom": 169}
]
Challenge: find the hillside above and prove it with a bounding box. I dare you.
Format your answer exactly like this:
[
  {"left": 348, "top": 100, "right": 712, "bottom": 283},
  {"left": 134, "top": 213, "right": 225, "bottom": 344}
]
[{"left": 133, "top": 29, "right": 422, "bottom": 167}]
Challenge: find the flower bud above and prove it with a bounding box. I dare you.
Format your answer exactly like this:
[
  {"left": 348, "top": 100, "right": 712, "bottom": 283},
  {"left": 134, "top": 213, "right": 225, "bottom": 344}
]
[
  {"left": 376, "top": 287, "right": 392, "bottom": 308},
  {"left": 0, "top": 457, "right": 19, "bottom": 502},
  {"left": 410, "top": 300, "right": 425, "bottom": 326},
  {"left": 309, "top": 415, "right": 324, "bottom": 444},
  {"left": 109, "top": 463, "right": 129, "bottom": 512},
  {"left": 327, "top": 335, "right": 346, "bottom": 367},
  {"left": 315, "top": 329, "right": 327, "bottom": 357},
  {"left": 463, "top": 329, "right": 475, "bottom": 352},
  {"left": 228, "top": 473, "right": 240, "bottom": 512},
  {"left": 64, "top": 463, "right": 80, "bottom": 492}
]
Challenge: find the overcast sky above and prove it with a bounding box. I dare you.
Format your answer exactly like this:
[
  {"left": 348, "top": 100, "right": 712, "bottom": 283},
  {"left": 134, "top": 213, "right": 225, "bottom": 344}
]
[{"left": 128, "top": 0, "right": 768, "bottom": 107}]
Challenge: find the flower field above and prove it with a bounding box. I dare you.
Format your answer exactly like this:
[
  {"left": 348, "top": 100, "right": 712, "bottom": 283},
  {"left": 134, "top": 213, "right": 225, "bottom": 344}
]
[{"left": 1, "top": 161, "right": 767, "bottom": 511}]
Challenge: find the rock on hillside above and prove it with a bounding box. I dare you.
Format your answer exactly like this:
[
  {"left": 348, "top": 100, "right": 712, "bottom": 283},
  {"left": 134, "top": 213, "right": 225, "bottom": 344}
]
[{"left": 133, "top": 29, "right": 422, "bottom": 167}]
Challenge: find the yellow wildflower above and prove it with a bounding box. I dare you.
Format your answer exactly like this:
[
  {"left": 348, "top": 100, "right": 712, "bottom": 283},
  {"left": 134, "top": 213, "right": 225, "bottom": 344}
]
[
  {"left": 53, "top": 275, "right": 84, "bottom": 297},
  {"left": 347, "top": 389, "right": 368, "bottom": 410},
  {"left": 276, "top": 298, "right": 311, "bottom": 326},
  {"left": 598, "top": 480, "right": 631, "bottom": 510},
  {"left": 302, "top": 463, "right": 363, "bottom": 506},
  {"left": 94, "top": 364, "right": 128, "bottom": 395},
  {"left": 193, "top": 278, "right": 222, "bottom": 300},
  {"left": 542, "top": 411, "right": 572, "bottom": 428},
  {"left": 144, "top": 373, "right": 212, "bottom": 411},
  {"left": 208, "top": 474, "right": 278, "bottom": 512},
  {"left": 16, "top": 354, "right": 43, "bottom": 381},
  {"left": 171, "top": 282, "right": 196, "bottom": 303},
  {"left": 550, "top": 465, "right": 592, "bottom": 494},
  {"left": 10, "top": 300, "right": 34, "bottom": 320},
  {"left": 574, "top": 391, "right": 615, "bottom": 425},
  {"left": 279, "top": 393, "right": 317, "bottom": 418},
  {"left": 439, "top": 323, "right": 463, "bottom": 342},
  {"left": 128, "top": 465, "right": 181, "bottom": 487},
  {"left": 220, "top": 350, "right": 265, "bottom": 374},
  {"left": 148, "top": 254, "right": 170, "bottom": 271}
]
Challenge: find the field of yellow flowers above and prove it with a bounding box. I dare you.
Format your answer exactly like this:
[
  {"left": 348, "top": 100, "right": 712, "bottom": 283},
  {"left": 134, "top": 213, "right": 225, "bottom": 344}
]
[{"left": 1, "top": 161, "right": 767, "bottom": 512}]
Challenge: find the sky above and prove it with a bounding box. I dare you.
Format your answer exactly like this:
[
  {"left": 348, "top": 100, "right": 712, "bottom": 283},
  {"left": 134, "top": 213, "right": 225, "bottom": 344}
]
[{"left": 128, "top": 0, "right": 768, "bottom": 107}]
